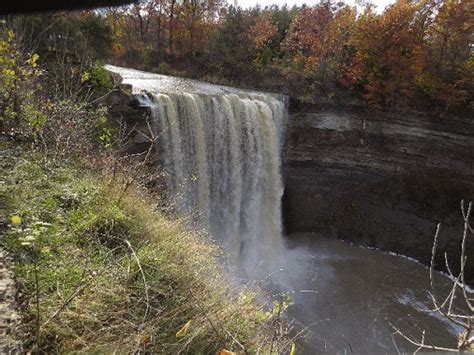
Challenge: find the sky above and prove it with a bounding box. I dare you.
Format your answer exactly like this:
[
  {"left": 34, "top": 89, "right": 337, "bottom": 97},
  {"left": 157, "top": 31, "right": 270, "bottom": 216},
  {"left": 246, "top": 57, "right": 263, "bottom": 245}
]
[{"left": 235, "top": 0, "right": 396, "bottom": 12}]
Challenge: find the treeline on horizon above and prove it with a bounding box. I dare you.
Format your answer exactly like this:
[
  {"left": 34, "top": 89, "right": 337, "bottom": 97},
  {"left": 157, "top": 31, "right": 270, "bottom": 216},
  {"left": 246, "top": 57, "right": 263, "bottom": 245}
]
[{"left": 3, "top": 0, "right": 473, "bottom": 116}]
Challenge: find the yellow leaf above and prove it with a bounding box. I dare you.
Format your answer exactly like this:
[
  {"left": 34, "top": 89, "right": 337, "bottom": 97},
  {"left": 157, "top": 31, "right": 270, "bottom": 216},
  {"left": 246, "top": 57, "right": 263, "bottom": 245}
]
[
  {"left": 290, "top": 342, "right": 296, "bottom": 355},
  {"left": 10, "top": 215, "right": 21, "bottom": 226},
  {"left": 218, "top": 350, "right": 237, "bottom": 355},
  {"left": 139, "top": 335, "right": 151, "bottom": 345},
  {"left": 176, "top": 320, "right": 192, "bottom": 337},
  {"left": 80, "top": 71, "right": 90, "bottom": 84},
  {"left": 26, "top": 53, "right": 39, "bottom": 67}
]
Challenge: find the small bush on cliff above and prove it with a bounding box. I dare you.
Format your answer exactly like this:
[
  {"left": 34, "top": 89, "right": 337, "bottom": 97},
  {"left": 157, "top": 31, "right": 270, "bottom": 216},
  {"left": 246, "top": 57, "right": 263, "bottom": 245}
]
[{"left": 0, "top": 29, "right": 44, "bottom": 138}]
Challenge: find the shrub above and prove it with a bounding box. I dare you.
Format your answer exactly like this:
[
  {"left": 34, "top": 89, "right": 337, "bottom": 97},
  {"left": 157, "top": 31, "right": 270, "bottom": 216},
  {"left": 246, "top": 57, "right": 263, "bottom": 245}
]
[{"left": 0, "top": 29, "right": 44, "bottom": 138}]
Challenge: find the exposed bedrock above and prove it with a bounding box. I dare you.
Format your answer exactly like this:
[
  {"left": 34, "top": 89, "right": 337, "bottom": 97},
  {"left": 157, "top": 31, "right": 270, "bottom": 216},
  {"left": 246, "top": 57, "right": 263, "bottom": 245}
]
[
  {"left": 106, "top": 86, "right": 154, "bottom": 154},
  {"left": 282, "top": 103, "right": 474, "bottom": 283}
]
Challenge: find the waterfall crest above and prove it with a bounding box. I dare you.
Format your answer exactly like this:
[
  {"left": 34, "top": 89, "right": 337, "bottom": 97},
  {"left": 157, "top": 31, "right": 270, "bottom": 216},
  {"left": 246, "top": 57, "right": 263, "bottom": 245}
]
[{"left": 107, "top": 65, "right": 286, "bottom": 270}]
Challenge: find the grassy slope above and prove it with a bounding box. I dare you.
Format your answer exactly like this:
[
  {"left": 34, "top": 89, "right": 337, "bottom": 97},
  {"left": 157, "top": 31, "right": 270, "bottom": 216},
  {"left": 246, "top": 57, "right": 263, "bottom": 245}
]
[{"left": 0, "top": 142, "right": 287, "bottom": 353}]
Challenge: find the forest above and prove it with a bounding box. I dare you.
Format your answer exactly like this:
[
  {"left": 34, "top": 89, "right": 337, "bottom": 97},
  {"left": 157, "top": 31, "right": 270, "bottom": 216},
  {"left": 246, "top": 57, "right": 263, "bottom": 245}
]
[{"left": 2, "top": 0, "right": 473, "bottom": 117}]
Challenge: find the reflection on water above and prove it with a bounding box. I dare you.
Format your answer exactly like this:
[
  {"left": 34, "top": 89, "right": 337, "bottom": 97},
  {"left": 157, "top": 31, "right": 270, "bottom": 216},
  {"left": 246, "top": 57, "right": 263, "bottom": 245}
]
[{"left": 255, "top": 233, "right": 469, "bottom": 354}]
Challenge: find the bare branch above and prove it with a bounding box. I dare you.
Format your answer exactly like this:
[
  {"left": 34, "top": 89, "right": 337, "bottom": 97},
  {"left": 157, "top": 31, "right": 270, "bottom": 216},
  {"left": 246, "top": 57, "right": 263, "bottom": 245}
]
[
  {"left": 390, "top": 323, "right": 458, "bottom": 352},
  {"left": 460, "top": 200, "right": 474, "bottom": 312},
  {"left": 393, "top": 200, "right": 474, "bottom": 351},
  {"left": 116, "top": 114, "right": 158, "bottom": 203},
  {"left": 413, "top": 330, "right": 425, "bottom": 354},
  {"left": 42, "top": 283, "right": 87, "bottom": 328},
  {"left": 429, "top": 223, "right": 441, "bottom": 304}
]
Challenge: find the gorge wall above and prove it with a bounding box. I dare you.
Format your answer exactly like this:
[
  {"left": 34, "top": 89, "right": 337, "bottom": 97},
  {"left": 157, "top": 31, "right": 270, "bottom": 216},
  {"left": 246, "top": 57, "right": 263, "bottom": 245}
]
[{"left": 283, "top": 102, "right": 474, "bottom": 282}]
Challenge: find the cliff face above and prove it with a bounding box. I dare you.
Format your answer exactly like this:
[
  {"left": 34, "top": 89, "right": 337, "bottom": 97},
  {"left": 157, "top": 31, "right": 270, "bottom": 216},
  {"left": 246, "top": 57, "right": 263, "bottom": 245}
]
[{"left": 282, "top": 105, "right": 474, "bottom": 282}]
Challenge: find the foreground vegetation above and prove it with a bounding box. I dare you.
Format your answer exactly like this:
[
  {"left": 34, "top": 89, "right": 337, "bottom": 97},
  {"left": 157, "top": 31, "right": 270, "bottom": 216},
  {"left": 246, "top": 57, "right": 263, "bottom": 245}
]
[{"left": 0, "top": 143, "right": 291, "bottom": 353}]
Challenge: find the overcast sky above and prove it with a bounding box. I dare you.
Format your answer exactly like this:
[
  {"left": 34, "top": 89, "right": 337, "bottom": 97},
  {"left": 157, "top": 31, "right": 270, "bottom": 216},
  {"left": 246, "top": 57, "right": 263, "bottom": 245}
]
[{"left": 234, "top": 0, "right": 395, "bottom": 12}]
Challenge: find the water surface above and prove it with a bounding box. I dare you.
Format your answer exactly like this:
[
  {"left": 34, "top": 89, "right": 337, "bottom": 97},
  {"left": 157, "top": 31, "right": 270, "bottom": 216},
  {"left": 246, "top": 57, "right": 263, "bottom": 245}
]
[{"left": 260, "top": 233, "right": 468, "bottom": 353}]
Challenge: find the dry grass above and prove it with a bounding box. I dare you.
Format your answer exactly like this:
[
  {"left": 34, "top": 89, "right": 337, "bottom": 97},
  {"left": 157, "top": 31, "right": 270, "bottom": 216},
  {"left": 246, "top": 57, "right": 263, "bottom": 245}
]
[{"left": 0, "top": 143, "right": 291, "bottom": 354}]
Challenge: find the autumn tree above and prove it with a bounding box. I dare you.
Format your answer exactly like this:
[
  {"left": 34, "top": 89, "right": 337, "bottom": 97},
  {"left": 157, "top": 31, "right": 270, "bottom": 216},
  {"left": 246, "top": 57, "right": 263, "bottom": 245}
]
[
  {"left": 416, "top": 0, "right": 474, "bottom": 113},
  {"left": 347, "top": 0, "right": 431, "bottom": 107},
  {"left": 321, "top": 5, "right": 357, "bottom": 89},
  {"left": 99, "top": 0, "right": 472, "bottom": 115},
  {"left": 282, "top": 2, "right": 334, "bottom": 71},
  {"left": 106, "top": 1, "right": 163, "bottom": 66},
  {"left": 203, "top": 6, "right": 258, "bottom": 83},
  {"left": 105, "top": 0, "right": 224, "bottom": 70},
  {"left": 245, "top": 12, "right": 278, "bottom": 66},
  {"left": 269, "top": 4, "right": 300, "bottom": 51},
  {"left": 170, "top": 0, "right": 222, "bottom": 57}
]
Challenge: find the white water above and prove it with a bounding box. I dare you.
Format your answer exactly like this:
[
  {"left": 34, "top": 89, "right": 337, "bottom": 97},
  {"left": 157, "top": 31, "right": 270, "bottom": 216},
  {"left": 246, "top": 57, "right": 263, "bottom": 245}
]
[{"left": 106, "top": 65, "right": 286, "bottom": 271}]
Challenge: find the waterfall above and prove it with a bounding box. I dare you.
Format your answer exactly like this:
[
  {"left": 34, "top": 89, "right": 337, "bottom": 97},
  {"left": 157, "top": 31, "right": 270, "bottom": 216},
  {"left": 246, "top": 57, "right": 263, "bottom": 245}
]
[{"left": 106, "top": 65, "right": 286, "bottom": 271}]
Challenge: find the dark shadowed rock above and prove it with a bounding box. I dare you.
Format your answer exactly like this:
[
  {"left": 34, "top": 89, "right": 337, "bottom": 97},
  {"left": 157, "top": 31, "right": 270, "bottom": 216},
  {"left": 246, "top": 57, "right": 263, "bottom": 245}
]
[
  {"left": 106, "top": 88, "right": 154, "bottom": 155},
  {"left": 1, "top": 0, "right": 134, "bottom": 15}
]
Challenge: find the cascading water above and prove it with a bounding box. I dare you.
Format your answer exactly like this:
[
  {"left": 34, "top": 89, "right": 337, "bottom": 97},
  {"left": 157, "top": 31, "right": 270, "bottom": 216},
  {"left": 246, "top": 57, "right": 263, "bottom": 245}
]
[{"left": 106, "top": 65, "right": 286, "bottom": 272}]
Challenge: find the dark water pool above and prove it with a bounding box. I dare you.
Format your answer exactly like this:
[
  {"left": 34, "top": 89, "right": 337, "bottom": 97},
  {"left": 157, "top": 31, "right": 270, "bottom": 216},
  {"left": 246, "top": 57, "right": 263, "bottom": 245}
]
[{"left": 252, "top": 233, "right": 470, "bottom": 354}]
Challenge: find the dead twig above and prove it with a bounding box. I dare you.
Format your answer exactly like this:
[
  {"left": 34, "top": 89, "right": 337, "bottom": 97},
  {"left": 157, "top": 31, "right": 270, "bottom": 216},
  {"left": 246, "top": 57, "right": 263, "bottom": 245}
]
[
  {"left": 42, "top": 283, "right": 88, "bottom": 328},
  {"left": 390, "top": 322, "right": 458, "bottom": 352},
  {"left": 34, "top": 259, "right": 41, "bottom": 347}
]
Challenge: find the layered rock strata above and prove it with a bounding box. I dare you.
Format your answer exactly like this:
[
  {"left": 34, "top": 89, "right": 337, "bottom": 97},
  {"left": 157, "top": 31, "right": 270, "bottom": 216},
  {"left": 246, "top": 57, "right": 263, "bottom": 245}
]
[{"left": 283, "top": 105, "right": 474, "bottom": 282}]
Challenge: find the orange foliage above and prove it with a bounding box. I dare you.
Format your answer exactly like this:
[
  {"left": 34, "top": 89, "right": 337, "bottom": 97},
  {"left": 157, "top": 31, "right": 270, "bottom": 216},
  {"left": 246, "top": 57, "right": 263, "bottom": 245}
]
[
  {"left": 246, "top": 14, "right": 278, "bottom": 49},
  {"left": 417, "top": 0, "right": 474, "bottom": 111},
  {"left": 104, "top": 0, "right": 473, "bottom": 113},
  {"left": 348, "top": 0, "right": 429, "bottom": 107},
  {"left": 105, "top": 0, "right": 223, "bottom": 61},
  {"left": 172, "top": 0, "right": 221, "bottom": 56},
  {"left": 282, "top": 4, "right": 333, "bottom": 71},
  {"left": 321, "top": 6, "right": 358, "bottom": 84}
]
